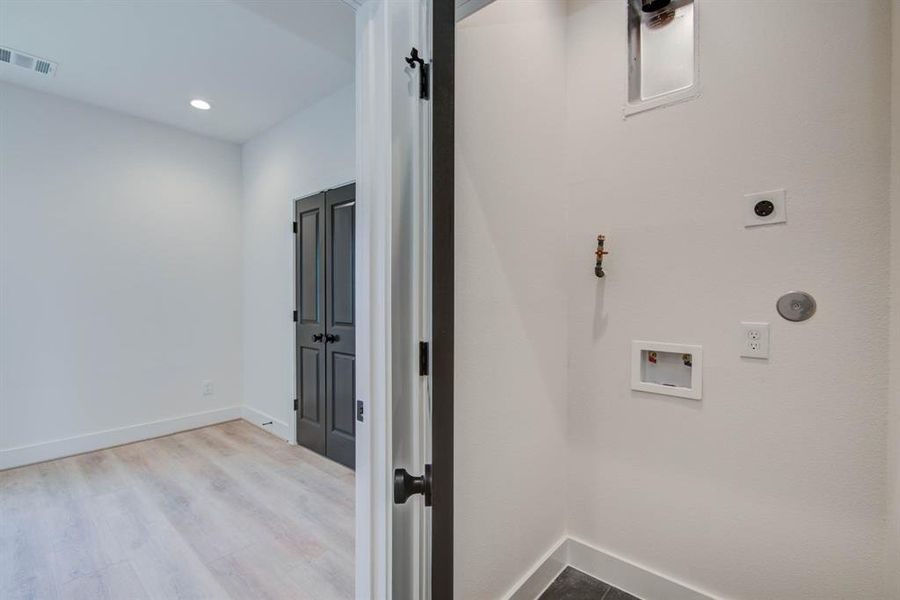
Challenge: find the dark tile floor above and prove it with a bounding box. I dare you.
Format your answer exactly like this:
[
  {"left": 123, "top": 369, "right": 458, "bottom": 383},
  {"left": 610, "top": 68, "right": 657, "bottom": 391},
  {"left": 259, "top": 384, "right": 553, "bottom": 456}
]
[{"left": 538, "top": 567, "right": 642, "bottom": 600}]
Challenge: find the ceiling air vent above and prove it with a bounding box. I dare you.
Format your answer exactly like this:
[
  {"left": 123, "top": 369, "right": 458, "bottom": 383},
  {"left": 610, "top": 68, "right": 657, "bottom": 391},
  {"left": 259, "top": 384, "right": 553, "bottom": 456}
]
[{"left": 0, "top": 46, "right": 57, "bottom": 77}]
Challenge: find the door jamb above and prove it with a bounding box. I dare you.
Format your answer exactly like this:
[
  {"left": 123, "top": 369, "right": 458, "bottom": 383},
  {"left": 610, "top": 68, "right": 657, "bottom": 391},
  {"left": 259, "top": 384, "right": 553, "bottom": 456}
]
[
  {"left": 354, "top": 1, "right": 458, "bottom": 598},
  {"left": 354, "top": 2, "right": 396, "bottom": 598}
]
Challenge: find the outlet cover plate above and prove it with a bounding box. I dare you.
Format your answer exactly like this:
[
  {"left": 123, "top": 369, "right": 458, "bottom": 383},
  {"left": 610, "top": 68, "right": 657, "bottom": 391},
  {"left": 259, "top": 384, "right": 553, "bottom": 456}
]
[
  {"left": 744, "top": 189, "right": 787, "bottom": 227},
  {"left": 740, "top": 322, "right": 770, "bottom": 359}
]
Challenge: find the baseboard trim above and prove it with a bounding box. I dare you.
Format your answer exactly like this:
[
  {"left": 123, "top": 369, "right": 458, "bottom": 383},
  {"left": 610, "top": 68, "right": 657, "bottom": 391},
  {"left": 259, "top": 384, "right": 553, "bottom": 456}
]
[
  {"left": 504, "top": 537, "right": 569, "bottom": 600},
  {"left": 566, "top": 537, "right": 715, "bottom": 600},
  {"left": 507, "top": 537, "right": 715, "bottom": 600},
  {"left": 240, "top": 406, "right": 291, "bottom": 442},
  {"left": 0, "top": 406, "right": 242, "bottom": 470}
]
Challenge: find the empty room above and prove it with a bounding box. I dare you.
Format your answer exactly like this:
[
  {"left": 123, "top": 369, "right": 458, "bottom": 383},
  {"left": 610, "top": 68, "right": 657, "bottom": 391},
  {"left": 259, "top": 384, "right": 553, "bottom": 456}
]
[
  {"left": 1, "top": 1, "right": 359, "bottom": 598},
  {"left": 2, "top": 1, "right": 900, "bottom": 600}
]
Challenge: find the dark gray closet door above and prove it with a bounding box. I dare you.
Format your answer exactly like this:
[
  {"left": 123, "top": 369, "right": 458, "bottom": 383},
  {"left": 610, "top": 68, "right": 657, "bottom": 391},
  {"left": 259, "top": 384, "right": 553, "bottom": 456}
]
[
  {"left": 295, "top": 192, "right": 327, "bottom": 456},
  {"left": 324, "top": 183, "right": 356, "bottom": 469}
]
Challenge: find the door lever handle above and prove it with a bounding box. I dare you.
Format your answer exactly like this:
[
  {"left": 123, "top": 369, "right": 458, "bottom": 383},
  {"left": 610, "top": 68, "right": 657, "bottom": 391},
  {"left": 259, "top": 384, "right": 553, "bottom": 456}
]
[
  {"left": 325, "top": 334, "right": 339, "bottom": 343},
  {"left": 312, "top": 333, "right": 324, "bottom": 342}
]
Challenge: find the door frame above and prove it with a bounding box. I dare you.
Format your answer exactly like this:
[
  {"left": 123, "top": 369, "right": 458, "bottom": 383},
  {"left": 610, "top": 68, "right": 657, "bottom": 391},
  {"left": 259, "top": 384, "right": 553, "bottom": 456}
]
[
  {"left": 354, "top": 1, "right": 457, "bottom": 598},
  {"left": 354, "top": 2, "right": 408, "bottom": 597}
]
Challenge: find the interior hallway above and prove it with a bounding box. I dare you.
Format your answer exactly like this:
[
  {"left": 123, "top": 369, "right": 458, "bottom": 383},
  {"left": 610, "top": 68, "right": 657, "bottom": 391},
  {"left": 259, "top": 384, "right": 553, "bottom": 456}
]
[{"left": 0, "top": 421, "right": 354, "bottom": 600}]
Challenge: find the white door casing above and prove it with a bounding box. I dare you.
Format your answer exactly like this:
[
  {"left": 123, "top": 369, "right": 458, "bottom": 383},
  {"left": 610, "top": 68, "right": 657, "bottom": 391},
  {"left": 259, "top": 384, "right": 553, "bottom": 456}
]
[{"left": 354, "top": 1, "right": 430, "bottom": 598}]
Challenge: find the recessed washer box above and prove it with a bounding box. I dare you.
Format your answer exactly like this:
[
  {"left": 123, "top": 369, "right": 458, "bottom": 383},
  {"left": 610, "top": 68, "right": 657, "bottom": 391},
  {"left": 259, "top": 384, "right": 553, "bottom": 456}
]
[{"left": 631, "top": 341, "right": 702, "bottom": 400}]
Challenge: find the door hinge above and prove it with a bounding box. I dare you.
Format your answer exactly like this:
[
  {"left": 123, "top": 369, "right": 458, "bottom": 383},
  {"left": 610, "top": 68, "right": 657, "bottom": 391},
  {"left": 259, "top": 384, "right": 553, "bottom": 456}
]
[
  {"left": 419, "top": 341, "right": 429, "bottom": 376},
  {"left": 405, "top": 47, "right": 429, "bottom": 100},
  {"left": 293, "top": 398, "right": 298, "bottom": 411},
  {"left": 292, "top": 221, "right": 297, "bottom": 234},
  {"left": 356, "top": 400, "right": 364, "bottom": 422},
  {"left": 293, "top": 310, "right": 297, "bottom": 322}
]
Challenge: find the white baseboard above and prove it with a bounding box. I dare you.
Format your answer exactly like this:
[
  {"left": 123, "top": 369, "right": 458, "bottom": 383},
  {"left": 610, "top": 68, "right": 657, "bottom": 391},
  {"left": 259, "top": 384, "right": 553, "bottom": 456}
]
[
  {"left": 504, "top": 538, "right": 568, "bottom": 600},
  {"left": 241, "top": 406, "right": 291, "bottom": 442},
  {"left": 0, "top": 406, "right": 242, "bottom": 470},
  {"left": 565, "top": 537, "right": 715, "bottom": 600},
  {"left": 506, "top": 537, "right": 715, "bottom": 600}
]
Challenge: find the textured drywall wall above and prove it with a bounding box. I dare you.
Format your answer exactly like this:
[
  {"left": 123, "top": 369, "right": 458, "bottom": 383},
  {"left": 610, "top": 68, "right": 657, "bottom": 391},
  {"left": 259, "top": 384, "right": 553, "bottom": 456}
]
[
  {"left": 564, "top": 1, "right": 891, "bottom": 598},
  {"left": 0, "top": 82, "right": 243, "bottom": 454},
  {"left": 888, "top": 1, "right": 900, "bottom": 596},
  {"left": 241, "top": 84, "right": 355, "bottom": 438},
  {"left": 455, "top": 1, "right": 569, "bottom": 598}
]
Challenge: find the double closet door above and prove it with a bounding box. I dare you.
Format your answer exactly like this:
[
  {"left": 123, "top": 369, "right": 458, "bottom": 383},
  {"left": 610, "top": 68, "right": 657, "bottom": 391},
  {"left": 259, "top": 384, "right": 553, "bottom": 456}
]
[{"left": 295, "top": 183, "right": 356, "bottom": 469}]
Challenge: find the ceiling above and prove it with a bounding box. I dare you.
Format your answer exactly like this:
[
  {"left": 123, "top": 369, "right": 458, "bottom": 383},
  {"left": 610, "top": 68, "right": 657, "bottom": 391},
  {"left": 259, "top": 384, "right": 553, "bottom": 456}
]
[{"left": 0, "top": 0, "right": 355, "bottom": 143}]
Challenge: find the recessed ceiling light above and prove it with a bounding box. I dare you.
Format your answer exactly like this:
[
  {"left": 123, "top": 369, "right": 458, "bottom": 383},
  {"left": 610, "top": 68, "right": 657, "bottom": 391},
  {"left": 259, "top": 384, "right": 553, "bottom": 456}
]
[{"left": 190, "top": 99, "right": 211, "bottom": 110}]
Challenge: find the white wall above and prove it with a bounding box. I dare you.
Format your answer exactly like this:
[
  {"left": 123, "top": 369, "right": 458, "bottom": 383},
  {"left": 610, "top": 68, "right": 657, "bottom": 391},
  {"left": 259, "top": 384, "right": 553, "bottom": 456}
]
[
  {"left": 0, "top": 82, "right": 243, "bottom": 464},
  {"left": 241, "top": 84, "right": 355, "bottom": 440},
  {"left": 888, "top": 1, "right": 900, "bottom": 596},
  {"left": 564, "top": 1, "right": 891, "bottom": 598},
  {"left": 455, "top": 2, "right": 569, "bottom": 598}
]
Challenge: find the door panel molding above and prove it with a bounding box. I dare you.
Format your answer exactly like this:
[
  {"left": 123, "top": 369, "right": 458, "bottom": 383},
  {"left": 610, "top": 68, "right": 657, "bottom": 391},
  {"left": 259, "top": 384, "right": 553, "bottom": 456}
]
[
  {"left": 298, "top": 207, "right": 322, "bottom": 323},
  {"left": 330, "top": 351, "right": 356, "bottom": 437},
  {"left": 330, "top": 199, "right": 356, "bottom": 327}
]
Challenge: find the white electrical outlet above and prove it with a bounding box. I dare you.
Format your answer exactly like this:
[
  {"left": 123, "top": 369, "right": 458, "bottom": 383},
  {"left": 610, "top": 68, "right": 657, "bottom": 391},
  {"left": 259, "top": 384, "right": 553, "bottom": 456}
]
[
  {"left": 744, "top": 189, "right": 787, "bottom": 227},
  {"left": 740, "top": 322, "right": 770, "bottom": 359},
  {"left": 202, "top": 380, "right": 214, "bottom": 396}
]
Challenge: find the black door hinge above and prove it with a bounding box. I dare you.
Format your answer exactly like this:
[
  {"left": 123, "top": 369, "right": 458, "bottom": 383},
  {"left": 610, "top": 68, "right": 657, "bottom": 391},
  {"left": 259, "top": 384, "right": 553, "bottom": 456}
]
[
  {"left": 292, "top": 221, "right": 298, "bottom": 234},
  {"left": 405, "top": 47, "right": 429, "bottom": 100},
  {"left": 419, "top": 341, "right": 429, "bottom": 376},
  {"left": 293, "top": 310, "right": 297, "bottom": 322},
  {"left": 357, "top": 400, "right": 364, "bottom": 422},
  {"left": 293, "top": 398, "right": 298, "bottom": 411}
]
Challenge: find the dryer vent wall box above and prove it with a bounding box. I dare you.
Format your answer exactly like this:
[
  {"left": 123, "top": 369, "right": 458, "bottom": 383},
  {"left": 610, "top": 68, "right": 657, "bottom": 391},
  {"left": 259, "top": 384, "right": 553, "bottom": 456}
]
[
  {"left": 631, "top": 341, "right": 702, "bottom": 400},
  {"left": 626, "top": 0, "right": 698, "bottom": 116}
]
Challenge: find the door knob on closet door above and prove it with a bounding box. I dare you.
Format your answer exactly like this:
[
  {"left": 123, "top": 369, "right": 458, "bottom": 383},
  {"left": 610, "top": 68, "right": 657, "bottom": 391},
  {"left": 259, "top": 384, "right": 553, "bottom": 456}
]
[
  {"left": 325, "top": 334, "right": 340, "bottom": 343},
  {"left": 312, "top": 333, "right": 324, "bottom": 342}
]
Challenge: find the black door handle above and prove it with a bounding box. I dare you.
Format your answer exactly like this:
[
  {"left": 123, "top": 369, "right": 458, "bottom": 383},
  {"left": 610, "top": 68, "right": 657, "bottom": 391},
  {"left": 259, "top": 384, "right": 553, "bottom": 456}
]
[
  {"left": 394, "top": 465, "right": 432, "bottom": 506},
  {"left": 312, "top": 333, "right": 324, "bottom": 342},
  {"left": 325, "top": 333, "right": 339, "bottom": 343}
]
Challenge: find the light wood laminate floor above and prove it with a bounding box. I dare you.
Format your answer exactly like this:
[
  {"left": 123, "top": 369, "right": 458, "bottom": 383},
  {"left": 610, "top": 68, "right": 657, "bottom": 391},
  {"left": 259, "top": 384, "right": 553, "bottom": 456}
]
[{"left": 0, "top": 420, "right": 355, "bottom": 600}]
